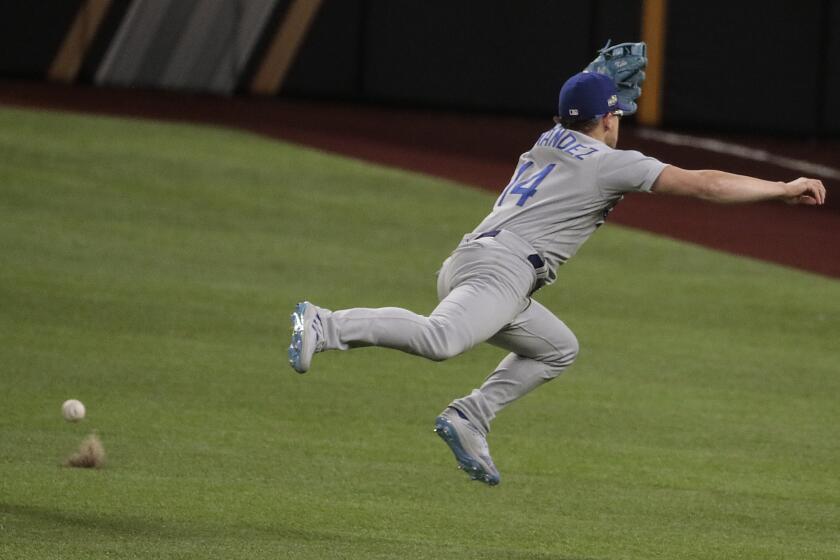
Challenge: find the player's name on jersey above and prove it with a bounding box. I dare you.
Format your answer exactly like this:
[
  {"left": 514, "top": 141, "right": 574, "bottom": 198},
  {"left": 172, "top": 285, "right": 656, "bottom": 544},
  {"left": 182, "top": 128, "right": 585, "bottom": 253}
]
[{"left": 535, "top": 126, "right": 600, "bottom": 160}]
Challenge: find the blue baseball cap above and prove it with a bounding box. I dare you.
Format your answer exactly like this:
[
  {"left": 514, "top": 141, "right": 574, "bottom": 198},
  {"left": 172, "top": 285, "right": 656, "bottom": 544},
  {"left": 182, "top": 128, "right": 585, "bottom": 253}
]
[{"left": 558, "top": 71, "right": 630, "bottom": 121}]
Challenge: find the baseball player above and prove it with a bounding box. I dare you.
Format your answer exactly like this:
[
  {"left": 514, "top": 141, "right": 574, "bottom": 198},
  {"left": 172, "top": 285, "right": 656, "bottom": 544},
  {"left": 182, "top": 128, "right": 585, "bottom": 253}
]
[{"left": 287, "top": 44, "right": 826, "bottom": 486}]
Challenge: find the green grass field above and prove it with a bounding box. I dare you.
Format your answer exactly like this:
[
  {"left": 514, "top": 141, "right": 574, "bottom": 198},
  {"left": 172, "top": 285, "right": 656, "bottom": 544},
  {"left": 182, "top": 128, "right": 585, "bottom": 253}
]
[{"left": 1, "top": 106, "right": 838, "bottom": 559}]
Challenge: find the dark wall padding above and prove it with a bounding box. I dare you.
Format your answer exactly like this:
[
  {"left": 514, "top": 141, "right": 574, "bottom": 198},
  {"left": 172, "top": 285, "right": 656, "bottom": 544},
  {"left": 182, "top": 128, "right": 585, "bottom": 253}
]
[
  {"left": 362, "top": 0, "right": 594, "bottom": 114},
  {"left": 590, "top": 0, "right": 643, "bottom": 54},
  {"left": 1, "top": 0, "right": 835, "bottom": 136},
  {"left": 283, "top": 0, "right": 642, "bottom": 114},
  {"left": 0, "top": 1, "right": 83, "bottom": 78},
  {"left": 663, "top": 0, "right": 824, "bottom": 135},
  {"left": 825, "top": 1, "right": 840, "bottom": 134},
  {"left": 283, "top": 0, "right": 364, "bottom": 98}
]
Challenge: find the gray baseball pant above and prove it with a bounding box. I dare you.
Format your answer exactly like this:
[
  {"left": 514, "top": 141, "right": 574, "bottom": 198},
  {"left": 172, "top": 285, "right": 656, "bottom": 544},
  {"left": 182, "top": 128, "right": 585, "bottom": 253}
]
[{"left": 318, "top": 231, "right": 579, "bottom": 435}]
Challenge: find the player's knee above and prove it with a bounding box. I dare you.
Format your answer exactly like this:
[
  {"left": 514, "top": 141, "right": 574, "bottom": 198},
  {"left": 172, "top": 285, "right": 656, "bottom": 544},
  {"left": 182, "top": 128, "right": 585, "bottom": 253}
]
[
  {"left": 544, "top": 332, "right": 579, "bottom": 376},
  {"left": 423, "top": 319, "right": 466, "bottom": 362},
  {"left": 425, "top": 343, "right": 462, "bottom": 362},
  {"left": 425, "top": 338, "right": 463, "bottom": 362},
  {"left": 566, "top": 334, "right": 580, "bottom": 363}
]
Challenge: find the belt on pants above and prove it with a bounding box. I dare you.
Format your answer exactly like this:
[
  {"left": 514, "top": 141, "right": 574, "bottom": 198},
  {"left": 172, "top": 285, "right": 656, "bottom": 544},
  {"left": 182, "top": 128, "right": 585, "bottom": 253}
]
[{"left": 476, "top": 230, "right": 545, "bottom": 270}]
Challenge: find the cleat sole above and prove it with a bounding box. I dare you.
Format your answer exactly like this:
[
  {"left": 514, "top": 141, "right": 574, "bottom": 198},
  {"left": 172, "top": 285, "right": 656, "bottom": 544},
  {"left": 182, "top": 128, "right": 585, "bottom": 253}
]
[{"left": 434, "top": 416, "right": 499, "bottom": 486}]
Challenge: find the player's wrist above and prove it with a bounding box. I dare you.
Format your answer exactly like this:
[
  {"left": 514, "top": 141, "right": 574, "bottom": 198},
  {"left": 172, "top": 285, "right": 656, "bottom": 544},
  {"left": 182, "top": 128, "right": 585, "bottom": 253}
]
[{"left": 778, "top": 181, "right": 797, "bottom": 200}]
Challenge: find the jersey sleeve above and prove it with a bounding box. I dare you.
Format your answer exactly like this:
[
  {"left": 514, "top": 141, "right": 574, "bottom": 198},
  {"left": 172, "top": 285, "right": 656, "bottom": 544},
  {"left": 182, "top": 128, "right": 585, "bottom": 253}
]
[{"left": 597, "top": 149, "right": 667, "bottom": 195}]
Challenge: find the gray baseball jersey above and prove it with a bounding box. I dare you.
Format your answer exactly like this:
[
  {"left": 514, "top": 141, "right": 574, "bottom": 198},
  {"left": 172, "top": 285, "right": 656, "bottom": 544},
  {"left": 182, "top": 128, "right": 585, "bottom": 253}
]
[{"left": 471, "top": 124, "right": 667, "bottom": 284}]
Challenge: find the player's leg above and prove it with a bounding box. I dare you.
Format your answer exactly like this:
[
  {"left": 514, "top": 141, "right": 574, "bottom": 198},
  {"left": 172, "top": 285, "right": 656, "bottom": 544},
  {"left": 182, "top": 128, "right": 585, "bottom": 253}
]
[
  {"left": 448, "top": 298, "right": 579, "bottom": 435},
  {"left": 433, "top": 298, "right": 576, "bottom": 485},
  {"left": 290, "top": 244, "right": 535, "bottom": 372},
  {"left": 319, "top": 277, "right": 529, "bottom": 360}
]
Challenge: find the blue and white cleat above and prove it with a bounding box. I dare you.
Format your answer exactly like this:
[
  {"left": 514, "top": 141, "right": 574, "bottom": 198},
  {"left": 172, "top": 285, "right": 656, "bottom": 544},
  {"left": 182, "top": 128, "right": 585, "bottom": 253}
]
[
  {"left": 288, "top": 301, "right": 324, "bottom": 374},
  {"left": 434, "top": 407, "right": 500, "bottom": 486}
]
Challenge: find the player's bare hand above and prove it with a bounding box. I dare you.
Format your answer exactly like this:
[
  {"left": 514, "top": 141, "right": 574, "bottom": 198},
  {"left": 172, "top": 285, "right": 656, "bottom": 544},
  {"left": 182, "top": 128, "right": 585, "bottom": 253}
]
[{"left": 783, "top": 177, "right": 826, "bottom": 206}]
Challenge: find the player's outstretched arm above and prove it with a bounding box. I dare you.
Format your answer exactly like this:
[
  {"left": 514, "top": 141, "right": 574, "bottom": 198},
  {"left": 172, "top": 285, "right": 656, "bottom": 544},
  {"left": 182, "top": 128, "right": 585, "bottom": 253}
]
[{"left": 651, "top": 165, "right": 827, "bottom": 205}]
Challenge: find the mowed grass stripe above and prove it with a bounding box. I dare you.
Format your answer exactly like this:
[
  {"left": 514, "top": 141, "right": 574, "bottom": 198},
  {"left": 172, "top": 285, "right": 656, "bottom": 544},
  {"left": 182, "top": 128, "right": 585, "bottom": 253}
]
[{"left": 1, "top": 106, "right": 838, "bottom": 559}]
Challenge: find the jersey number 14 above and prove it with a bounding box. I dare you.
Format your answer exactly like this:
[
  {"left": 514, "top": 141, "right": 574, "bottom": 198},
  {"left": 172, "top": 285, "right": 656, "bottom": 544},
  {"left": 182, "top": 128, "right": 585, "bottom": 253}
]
[{"left": 496, "top": 161, "right": 556, "bottom": 207}]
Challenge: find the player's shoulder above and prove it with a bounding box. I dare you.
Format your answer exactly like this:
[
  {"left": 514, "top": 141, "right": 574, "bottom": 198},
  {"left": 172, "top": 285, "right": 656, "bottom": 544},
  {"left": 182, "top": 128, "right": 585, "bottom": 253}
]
[
  {"left": 597, "top": 145, "right": 641, "bottom": 158},
  {"left": 598, "top": 146, "right": 658, "bottom": 165}
]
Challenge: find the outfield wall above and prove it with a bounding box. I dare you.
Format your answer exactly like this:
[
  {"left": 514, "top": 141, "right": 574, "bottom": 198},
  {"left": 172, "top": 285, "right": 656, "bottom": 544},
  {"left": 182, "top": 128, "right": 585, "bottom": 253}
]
[{"left": 1, "top": 0, "right": 837, "bottom": 136}]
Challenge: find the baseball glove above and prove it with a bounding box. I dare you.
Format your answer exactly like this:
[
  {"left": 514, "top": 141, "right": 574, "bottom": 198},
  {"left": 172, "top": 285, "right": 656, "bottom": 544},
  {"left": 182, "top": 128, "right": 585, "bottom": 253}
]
[{"left": 584, "top": 40, "right": 647, "bottom": 115}]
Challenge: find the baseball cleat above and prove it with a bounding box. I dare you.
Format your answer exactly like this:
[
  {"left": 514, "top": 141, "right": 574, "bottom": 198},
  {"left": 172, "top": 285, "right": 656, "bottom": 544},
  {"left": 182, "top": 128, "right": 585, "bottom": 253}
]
[
  {"left": 434, "top": 407, "right": 500, "bottom": 486},
  {"left": 288, "top": 301, "right": 324, "bottom": 374}
]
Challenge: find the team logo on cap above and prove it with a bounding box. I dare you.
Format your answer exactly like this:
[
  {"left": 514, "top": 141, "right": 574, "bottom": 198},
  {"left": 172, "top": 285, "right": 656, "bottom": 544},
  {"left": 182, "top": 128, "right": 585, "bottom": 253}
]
[
  {"left": 608, "top": 94, "right": 617, "bottom": 107},
  {"left": 569, "top": 109, "right": 579, "bottom": 116}
]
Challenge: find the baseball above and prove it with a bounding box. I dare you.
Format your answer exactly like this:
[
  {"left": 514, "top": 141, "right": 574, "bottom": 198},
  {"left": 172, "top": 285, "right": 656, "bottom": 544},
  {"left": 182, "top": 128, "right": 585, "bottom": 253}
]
[{"left": 62, "top": 399, "right": 86, "bottom": 422}]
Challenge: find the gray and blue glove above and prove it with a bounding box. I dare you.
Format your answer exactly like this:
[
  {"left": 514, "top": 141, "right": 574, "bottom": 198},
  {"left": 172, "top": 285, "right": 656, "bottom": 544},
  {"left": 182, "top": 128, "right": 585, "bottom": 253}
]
[{"left": 585, "top": 41, "right": 647, "bottom": 115}]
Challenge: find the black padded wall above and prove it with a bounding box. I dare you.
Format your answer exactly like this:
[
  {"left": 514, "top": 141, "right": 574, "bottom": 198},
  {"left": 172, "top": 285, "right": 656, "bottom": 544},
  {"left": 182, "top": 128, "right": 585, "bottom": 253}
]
[
  {"left": 362, "top": 0, "right": 594, "bottom": 114},
  {"left": 824, "top": 0, "right": 840, "bottom": 134},
  {"left": 283, "top": 0, "right": 365, "bottom": 98},
  {"left": 0, "top": 0, "right": 83, "bottom": 78},
  {"left": 283, "top": 0, "right": 642, "bottom": 114},
  {"left": 1, "top": 0, "right": 836, "bottom": 136},
  {"left": 663, "top": 0, "right": 824, "bottom": 135}
]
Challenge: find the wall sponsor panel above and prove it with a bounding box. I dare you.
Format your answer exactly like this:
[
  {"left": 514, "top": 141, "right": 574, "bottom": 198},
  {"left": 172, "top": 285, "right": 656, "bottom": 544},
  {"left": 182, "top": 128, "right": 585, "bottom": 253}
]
[{"left": 95, "top": 0, "right": 278, "bottom": 94}]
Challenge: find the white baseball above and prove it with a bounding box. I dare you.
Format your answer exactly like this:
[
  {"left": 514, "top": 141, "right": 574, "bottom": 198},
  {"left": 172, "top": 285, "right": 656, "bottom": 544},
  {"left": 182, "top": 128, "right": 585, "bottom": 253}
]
[{"left": 62, "top": 399, "right": 86, "bottom": 422}]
